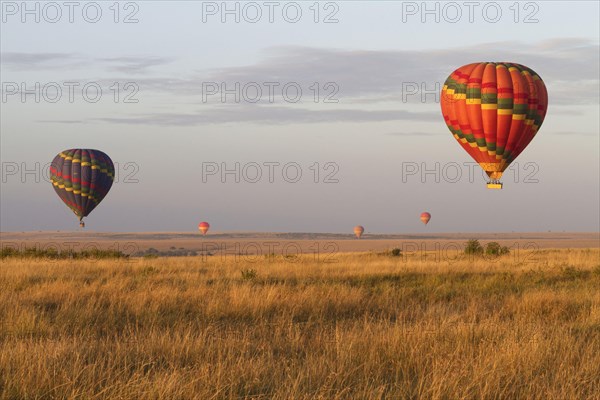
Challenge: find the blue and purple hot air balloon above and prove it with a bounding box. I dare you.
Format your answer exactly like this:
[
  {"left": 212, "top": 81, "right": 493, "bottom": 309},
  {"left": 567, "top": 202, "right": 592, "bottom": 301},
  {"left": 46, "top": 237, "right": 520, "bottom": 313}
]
[{"left": 49, "top": 149, "right": 115, "bottom": 227}]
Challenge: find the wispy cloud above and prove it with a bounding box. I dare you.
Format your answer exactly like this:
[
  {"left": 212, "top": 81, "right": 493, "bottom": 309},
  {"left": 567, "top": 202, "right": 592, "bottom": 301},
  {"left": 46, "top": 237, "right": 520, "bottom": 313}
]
[
  {"left": 97, "top": 56, "right": 172, "bottom": 73},
  {"left": 2, "top": 53, "right": 172, "bottom": 73},
  {"left": 35, "top": 119, "right": 88, "bottom": 124},
  {"left": 386, "top": 131, "right": 440, "bottom": 137},
  {"left": 113, "top": 38, "right": 599, "bottom": 106},
  {"left": 7, "top": 38, "right": 598, "bottom": 126},
  {"left": 93, "top": 105, "right": 439, "bottom": 126},
  {"left": 1, "top": 52, "right": 84, "bottom": 69},
  {"left": 195, "top": 39, "right": 598, "bottom": 104},
  {"left": 545, "top": 131, "right": 597, "bottom": 136}
]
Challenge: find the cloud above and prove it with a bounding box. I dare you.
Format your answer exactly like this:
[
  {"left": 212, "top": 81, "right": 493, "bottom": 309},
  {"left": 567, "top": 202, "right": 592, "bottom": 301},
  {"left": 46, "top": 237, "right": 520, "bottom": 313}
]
[
  {"left": 1, "top": 52, "right": 83, "bottom": 69},
  {"left": 1, "top": 53, "right": 172, "bottom": 73},
  {"left": 386, "top": 131, "right": 440, "bottom": 137},
  {"left": 545, "top": 131, "right": 597, "bottom": 136},
  {"left": 118, "top": 38, "right": 599, "bottom": 106},
  {"left": 34, "top": 119, "right": 87, "bottom": 124},
  {"left": 205, "top": 39, "right": 599, "bottom": 103},
  {"left": 7, "top": 38, "right": 598, "bottom": 126},
  {"left": 93, "top": 105, "right": 439, "bottom": 126},
  {"left": 97, "top": 56, "right": 172, "bottom": 73}
]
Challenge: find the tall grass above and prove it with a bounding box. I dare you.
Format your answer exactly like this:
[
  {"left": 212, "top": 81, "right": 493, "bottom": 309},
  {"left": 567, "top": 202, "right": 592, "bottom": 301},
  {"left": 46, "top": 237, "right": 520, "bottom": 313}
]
[
  {"left": 1, "top": 249, "right": 599, "bottom": 399},
  {"left": 1, "top": 246, "right": 128, "bottom": 260}
]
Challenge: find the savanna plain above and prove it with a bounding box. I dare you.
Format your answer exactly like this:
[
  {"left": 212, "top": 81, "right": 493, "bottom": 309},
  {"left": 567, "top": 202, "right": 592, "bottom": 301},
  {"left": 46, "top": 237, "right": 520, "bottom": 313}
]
[{"left": 1, "top": 247, "right": 599, "bottom": 399}]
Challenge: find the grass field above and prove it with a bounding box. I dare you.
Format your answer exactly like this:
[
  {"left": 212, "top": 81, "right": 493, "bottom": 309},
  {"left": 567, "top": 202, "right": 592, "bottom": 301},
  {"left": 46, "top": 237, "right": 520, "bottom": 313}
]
[{"left": 1, "top": 248, "right": 599, "bottom": 399}]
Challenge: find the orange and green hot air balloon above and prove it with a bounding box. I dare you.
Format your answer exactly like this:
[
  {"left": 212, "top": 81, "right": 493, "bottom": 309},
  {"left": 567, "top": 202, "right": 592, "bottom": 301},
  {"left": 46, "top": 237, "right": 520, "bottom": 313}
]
[
  {"left": 441, "top": 62, "right": 548, "bottom": 189},
  {"left": 198, "top": 222, "right": 210, "bottom": 235},
  {"left": 353, "top": 225, "right": 364, "bottom": 239},
  {"left": 49, "top": 149, "right": 114, "bottom": 228},
  {"left": 420, "top": 212, "right": 431, "bottom": 225}
]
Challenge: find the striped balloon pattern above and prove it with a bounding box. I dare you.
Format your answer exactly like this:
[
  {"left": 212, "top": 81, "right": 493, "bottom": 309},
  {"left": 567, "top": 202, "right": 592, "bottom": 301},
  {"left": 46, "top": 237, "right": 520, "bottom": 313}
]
[
  {"left": 50, "top": 149, "right": 114, "bottom": 224},
  {"left": 441, "top": 62, "right": 548, "bottom": 184}
]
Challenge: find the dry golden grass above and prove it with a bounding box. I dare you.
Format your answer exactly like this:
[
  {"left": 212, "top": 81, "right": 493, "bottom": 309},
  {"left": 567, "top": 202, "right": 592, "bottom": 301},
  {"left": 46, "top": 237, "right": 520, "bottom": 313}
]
[{"left": 1, "top": 248, "right": 599, "bottom": 399}]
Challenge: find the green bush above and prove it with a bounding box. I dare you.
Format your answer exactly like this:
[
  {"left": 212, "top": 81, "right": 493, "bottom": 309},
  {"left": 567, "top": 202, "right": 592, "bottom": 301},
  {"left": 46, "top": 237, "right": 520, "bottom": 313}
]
[
  {"left": 376, "top": 248, "right": 402, "bottom": 257},
  {"left": 485, "top": 242, "right": 510, "bottom": 256},
  {"left": 464, "top": 239, "right": 484, "bottom": 255},
  {"left": 241, "top": 269, "right": 258, "bottom": 281},
  {"left": 0, "top": 246, "right": 128, "bottom": 259}
]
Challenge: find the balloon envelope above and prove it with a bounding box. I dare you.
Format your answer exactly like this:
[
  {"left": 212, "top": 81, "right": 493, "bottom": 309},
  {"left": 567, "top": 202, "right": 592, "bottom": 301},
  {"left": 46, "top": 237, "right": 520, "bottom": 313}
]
[
  {"left": 441, "top": 62, "right": 548, "bottom": 187},
  {"left": 198, "top": 222, "right": 210, "bottom": 235},
  {"left": 49, "top": 149, "right": 114, "bottom": 225},
  {"left": 353, "top": 225, "right": 364, "bottom": 239},
  {"left": 420, "top": 212, "right": 431, "bottom": 225}
]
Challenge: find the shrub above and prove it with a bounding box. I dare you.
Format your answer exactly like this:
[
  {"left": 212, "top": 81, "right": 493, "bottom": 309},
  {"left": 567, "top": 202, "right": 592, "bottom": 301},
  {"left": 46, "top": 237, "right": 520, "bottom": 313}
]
[
  {"left": 464, "top": 239, "right": 484, "bottom": 255},
  {"left": 485, "top": 242, "right": 510, "bottom": 256},
  {"left": 241, "top": 269, "right": 258, "bottom": 281},
  {"left": 376, "top": 248, "right": 402, "bottom": 257},
  {"left": 561, "top": 266, "right": 588, "bottom": 280},
  {"left": 390, "top": 248, "right": 402, "bottom": 257},
  {"left": 0, "top": 246, "right": 128, "bottom": 260}
]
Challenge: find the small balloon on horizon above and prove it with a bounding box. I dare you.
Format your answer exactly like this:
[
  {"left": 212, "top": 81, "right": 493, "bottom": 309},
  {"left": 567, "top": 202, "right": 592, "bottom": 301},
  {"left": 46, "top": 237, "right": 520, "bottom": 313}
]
[
  {"left": 353, "top": 225, "right": 364, "bottom": 239},
  {"left": 198, "top": 222, "right": 210, "bottom": 235}
]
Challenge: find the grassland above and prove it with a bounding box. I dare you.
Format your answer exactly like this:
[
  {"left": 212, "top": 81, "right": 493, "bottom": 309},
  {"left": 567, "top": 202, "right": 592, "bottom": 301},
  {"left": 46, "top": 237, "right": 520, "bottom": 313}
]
[{"left": 1, "top": 248, "right": 599, "bottom": 399}]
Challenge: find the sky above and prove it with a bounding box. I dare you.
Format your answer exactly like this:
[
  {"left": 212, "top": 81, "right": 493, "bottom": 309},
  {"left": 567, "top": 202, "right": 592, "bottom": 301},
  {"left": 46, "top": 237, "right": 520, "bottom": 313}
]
[{"left": 1, "top": 1, "right": 599, "bottom": 233}]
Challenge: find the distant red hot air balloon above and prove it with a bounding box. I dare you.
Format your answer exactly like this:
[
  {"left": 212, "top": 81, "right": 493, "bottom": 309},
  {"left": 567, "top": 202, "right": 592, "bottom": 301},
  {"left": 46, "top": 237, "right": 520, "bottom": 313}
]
[
  {"left": 353, "top": 225, "right": 364, "bottom": 239},
  {"left": 198, "top": 222, "right": 210, "bottom": 235},
  {"left": 420, "top": 212, "right": 431, "bottom": 225}
]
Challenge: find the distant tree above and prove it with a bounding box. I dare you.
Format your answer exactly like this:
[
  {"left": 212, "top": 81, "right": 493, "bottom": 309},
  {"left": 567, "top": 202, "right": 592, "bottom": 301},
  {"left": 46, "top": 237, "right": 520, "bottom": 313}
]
[
  {"left": 485, "top": 242, "right": 510, "bottom": 256},
  {"left": 391, "top": 248, "right": 402, "bottom": 257},
  {"left": 464, "top": 239, "right": 484, "bottom": 255}
]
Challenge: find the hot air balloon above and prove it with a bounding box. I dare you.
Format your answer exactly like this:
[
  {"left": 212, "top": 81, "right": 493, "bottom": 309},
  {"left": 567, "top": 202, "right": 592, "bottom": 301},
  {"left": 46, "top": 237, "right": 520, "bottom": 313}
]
[
  {"left": 198, "top": 222, "right": 210, "bottom": 235},
  {"left": 49, "top": 149, "right": 114, "bottom": 228},
  {"left": 441, "top": 62, "right": 548, "bottom": 189},
  {"left": 420, "top": 212, "right": 431, "bottom": 225},
  {"left": 353, "top": 225, "right": 364, "bottom": 239}
]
